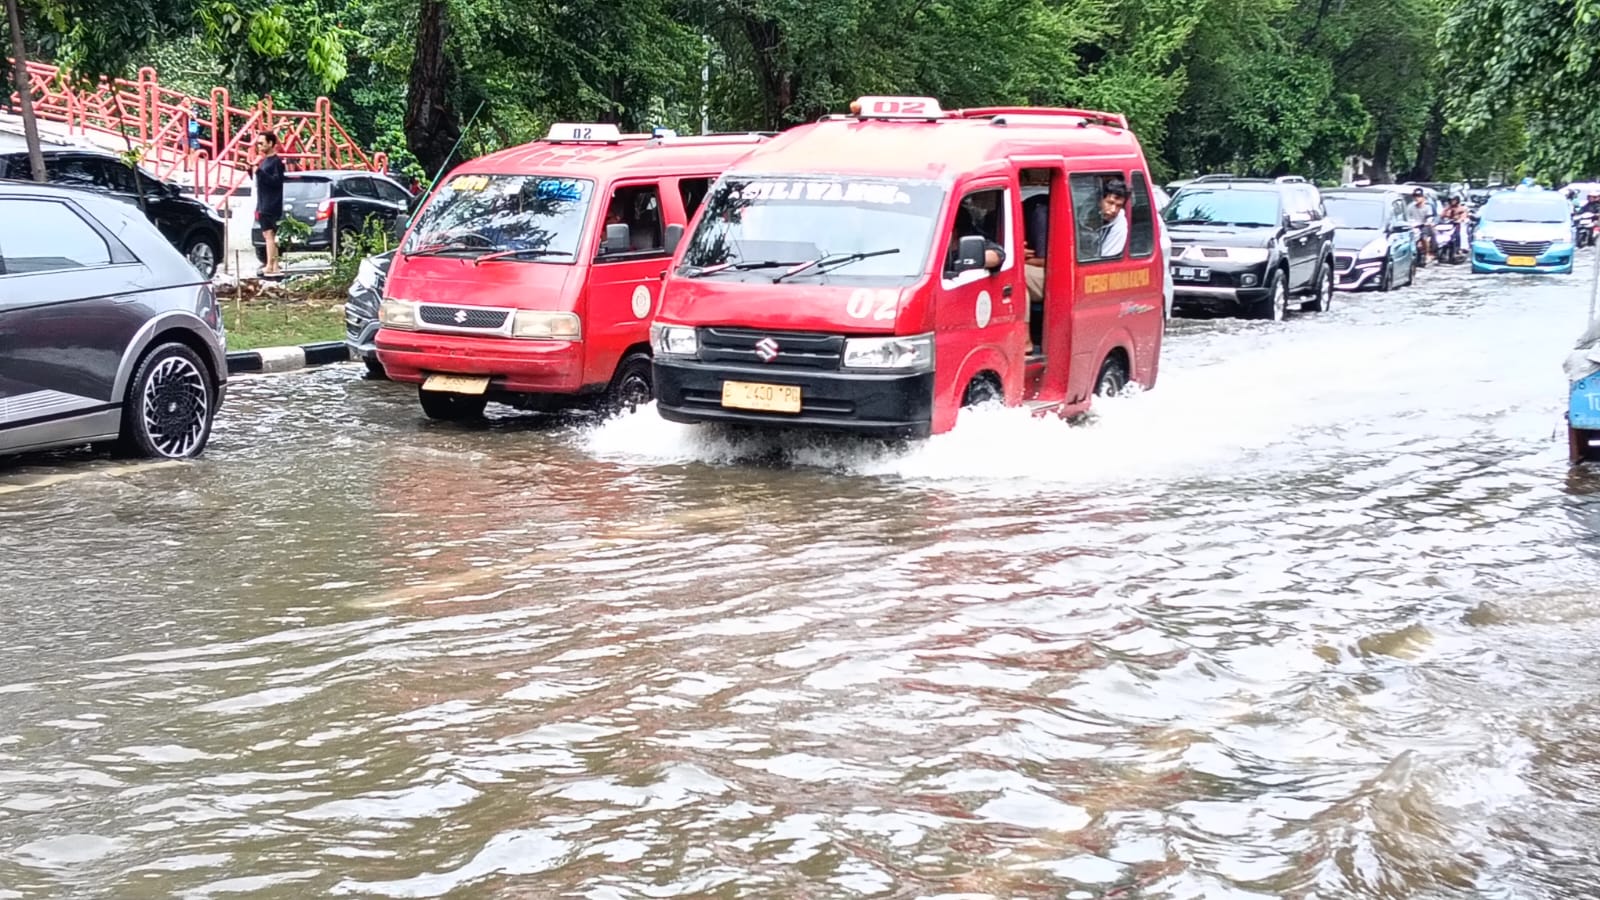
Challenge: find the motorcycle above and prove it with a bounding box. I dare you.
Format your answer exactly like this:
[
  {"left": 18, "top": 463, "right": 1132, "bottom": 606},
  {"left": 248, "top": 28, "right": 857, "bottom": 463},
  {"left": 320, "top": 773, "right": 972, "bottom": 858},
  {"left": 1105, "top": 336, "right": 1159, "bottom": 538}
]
[
  {"left": 1433, "top": 220, "right": 1463, "bottom": 264},
  {"left": 1578, "top": 211, "right": 1597, "bottom": 249}
]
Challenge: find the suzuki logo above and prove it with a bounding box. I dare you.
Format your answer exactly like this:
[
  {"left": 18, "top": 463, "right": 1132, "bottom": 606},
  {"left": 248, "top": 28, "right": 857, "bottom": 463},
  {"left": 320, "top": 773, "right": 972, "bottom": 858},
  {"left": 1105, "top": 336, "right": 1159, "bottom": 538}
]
[
  {"left": 754, "top": 337, "right": 780, "bottom": 363},
  {"left": 453, "top": 309, "right": 468, "bottom": 324}
]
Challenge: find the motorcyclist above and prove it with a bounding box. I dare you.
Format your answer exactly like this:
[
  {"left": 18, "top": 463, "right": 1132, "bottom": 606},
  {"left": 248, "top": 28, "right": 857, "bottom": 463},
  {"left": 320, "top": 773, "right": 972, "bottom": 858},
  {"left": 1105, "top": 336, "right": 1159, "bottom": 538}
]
[
  {"left": 1580, "top": 191, "right": 1600, "bottom": 218},
  {"left": 1406, "top": 188, "right": 1434, "bottom": 262},
  {"left": 1436, "top": 196, "right": 1467, "bottom": 262}
]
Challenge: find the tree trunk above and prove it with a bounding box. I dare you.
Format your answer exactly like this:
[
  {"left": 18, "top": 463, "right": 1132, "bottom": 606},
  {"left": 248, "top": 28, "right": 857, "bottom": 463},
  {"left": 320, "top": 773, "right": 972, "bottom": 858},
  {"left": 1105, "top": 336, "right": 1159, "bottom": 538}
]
[
  {"left": 4, "top": 0, "right": 44, "bottom": 182},
  {"left": 740, "top": 15, "right": 795, "bottom": 129},
  {"left": 404, "top": 0, "right": 460, "bottom": 177},
  {"left": 1370, "top": 130, "right": 1394, "bottom": 184},
  {"left": 1408, "top": 101, "right": 1445, "bottom": 182}
]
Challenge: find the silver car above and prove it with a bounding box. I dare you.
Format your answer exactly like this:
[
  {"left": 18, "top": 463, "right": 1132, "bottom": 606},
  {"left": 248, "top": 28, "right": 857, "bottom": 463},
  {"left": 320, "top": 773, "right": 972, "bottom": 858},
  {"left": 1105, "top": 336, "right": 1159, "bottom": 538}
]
[{"left": 0, "top": 182, "right": 227, "bottom": 459}]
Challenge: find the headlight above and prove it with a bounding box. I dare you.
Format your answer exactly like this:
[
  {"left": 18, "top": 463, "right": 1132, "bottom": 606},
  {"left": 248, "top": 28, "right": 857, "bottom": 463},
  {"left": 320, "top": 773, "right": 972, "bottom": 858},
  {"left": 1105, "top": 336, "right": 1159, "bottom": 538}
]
[
  {"left": 650, "top": 323, "right": 698, "bottom": 357},
  {"left": 1358, "top": 237, "right": 1388, "bottom": 259},
  {"left": 842, "top": 333, "right": 934, "bottom": 371},
  {"left": 511, "top": 310, "right": 581, "bottom": 340},
  {"left": 1225, "top": 248, "right": 1270, "bottom": 263},
  {"left": 378, "top": 298, "right": 417, "bottom": 329},
  {"left": 1552, "top": 240, "right": 1575, "bottom": 252}
]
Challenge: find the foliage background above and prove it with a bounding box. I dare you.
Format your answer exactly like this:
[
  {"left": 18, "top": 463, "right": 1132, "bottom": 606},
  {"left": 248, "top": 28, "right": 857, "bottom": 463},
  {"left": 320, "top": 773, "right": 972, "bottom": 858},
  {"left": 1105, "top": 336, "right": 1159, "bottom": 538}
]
[{"left": 10, "top": 0, "right": 1593, "bottom": 184}]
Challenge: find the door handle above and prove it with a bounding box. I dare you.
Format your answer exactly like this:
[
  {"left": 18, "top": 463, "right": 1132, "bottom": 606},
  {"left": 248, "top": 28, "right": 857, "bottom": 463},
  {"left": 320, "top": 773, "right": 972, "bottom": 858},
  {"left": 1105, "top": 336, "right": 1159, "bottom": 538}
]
[{"left": 1002, "top": 285, "right": 1013, "bottom": 298}]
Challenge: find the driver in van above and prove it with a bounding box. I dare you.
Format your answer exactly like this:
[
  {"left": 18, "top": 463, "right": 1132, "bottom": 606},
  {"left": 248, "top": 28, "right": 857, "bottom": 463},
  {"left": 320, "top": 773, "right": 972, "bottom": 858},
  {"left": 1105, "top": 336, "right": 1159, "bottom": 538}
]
[{"left": 946, "top": 192, "right": 1004, "bottom": 273}]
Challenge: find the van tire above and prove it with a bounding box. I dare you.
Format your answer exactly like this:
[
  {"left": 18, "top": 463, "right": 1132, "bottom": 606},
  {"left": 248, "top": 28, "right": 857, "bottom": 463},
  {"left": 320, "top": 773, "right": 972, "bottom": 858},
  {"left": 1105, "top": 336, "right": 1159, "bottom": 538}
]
[
  {"left": 419, "top": 388, "right": 488, "bottom": 421},
  {"left": 1094, "top": 355, "right": 1130, "bottom": 397},
  {"left": 962, "top": 375, "right": 1001, "bottom": 407},
  {"left": 603, "top": 353, "right": 654, "bottom": 415}
]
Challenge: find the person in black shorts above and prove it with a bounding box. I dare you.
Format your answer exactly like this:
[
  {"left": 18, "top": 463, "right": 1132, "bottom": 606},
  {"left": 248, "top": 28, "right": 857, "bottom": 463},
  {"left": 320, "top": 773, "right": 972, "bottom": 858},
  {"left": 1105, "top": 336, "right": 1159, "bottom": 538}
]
[{"left": 253, "top": 132, "right": 286, "bottom": 276}]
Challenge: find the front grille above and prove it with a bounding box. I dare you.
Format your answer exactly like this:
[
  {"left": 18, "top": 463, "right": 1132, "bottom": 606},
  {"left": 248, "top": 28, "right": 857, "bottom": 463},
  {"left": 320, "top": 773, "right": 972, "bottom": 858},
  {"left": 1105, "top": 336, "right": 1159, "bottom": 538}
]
[
  {"left": 1199, "top": 248, "right": 1229, "bottom": 258},
  {"left": 419, "top": 305, "right": 510, "bottom": 330},
  {"left": 1494, "top": 240, "right": 1551, "bottom": 256},
  {"left": 698, "top": 327, "right": 844, "bottom": 371},
  {"left": 1334, "top": 253, "right": 1356, "bottom": 273}
]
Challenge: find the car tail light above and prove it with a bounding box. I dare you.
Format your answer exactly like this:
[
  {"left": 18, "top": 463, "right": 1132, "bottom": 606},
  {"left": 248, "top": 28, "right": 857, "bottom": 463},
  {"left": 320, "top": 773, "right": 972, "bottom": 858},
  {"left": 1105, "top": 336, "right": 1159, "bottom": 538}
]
[{"left": 316, "top": 199, "right": 332, "bottom": 221}]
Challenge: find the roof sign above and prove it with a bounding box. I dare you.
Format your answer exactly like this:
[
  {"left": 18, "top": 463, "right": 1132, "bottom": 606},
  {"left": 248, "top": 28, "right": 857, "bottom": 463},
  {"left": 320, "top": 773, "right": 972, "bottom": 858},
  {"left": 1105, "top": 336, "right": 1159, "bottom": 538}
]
[
  {"left": 852, "top": 96, "right": 944, "bottom": 120},
  {"left": 651, "top": 127, "right": 679, "bottom": 140},
  {"left": 546, "top": 123, "right": 624, "bottom": 142}
]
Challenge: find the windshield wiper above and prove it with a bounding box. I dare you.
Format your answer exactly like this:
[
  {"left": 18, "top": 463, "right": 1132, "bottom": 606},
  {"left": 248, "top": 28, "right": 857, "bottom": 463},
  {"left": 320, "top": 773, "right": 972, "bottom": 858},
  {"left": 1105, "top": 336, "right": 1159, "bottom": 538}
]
[
  {"left": 406, "top": 239, "right": 483, "bottom": 258},
  {"left": 472, "top": 248, "right": 572, "bottom": 266},
  {"left": 772, "top": 248, "right": 901, "bottom": 284},
  {"left": 1169, "top": 218, "right": 1214, "bottom": 225},
  {"left": 683, "top": 259, "right": 804, "bottom": 277}
]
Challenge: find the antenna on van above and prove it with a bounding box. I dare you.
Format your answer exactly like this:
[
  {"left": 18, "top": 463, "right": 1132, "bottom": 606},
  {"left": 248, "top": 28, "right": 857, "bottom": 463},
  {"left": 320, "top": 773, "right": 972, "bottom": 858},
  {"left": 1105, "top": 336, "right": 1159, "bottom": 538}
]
[{"left": 410, "top": 100, "right": 488, "bottom": 229}]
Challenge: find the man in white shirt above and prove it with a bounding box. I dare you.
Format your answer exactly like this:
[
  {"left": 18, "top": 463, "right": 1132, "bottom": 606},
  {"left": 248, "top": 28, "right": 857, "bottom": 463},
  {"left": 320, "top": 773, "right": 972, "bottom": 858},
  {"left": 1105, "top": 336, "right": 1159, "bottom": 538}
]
[{"left": 1094, "top": 178, "right": 1130, "bottom": 257}]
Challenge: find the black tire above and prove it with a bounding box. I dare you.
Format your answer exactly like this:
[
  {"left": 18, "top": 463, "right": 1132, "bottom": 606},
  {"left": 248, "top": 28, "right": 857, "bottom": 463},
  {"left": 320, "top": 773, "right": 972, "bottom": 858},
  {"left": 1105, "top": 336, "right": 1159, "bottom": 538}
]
[
  {"left": 363, "top": 356, "right": 387, "bottom": 380},
  {"left": 603, "top": 353, "right": 653, "bottom": 414},
  {"left": 418, "top": 388, "right": 488, "bottom": 421},
  {"left": 116, "top": 342, "right": 217, "bottom": 459},
  {"left": 1252, "top": 270, "right": 1289, "bottom": 321},
  {"left": 1094, "top": 355, "right": 1130, "bottom": 397},
  {"left": 1301, "top": 259, "right": 1335, "bottom": 312},
  {"left": 962, "top": 376, "right": 1001, "bottom": 407},
  {"left": 183, "top": 232, "right": 220, "bottom": 279},
  {"left": 1409, "top": 253, "right": 1419, "bottom": 285},
  {"left": 1379, "top": 258, "right": 1394, "bottom": 292}
]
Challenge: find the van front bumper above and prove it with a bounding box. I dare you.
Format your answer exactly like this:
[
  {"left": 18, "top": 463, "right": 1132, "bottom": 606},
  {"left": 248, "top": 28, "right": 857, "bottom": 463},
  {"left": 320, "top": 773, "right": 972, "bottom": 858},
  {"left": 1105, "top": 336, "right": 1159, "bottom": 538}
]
[
  {"left": 653, "top": 359, "right": 933, "bottom": 439},
  {"left": 374, "top": 329, "right": 584, "bottom": 394}
]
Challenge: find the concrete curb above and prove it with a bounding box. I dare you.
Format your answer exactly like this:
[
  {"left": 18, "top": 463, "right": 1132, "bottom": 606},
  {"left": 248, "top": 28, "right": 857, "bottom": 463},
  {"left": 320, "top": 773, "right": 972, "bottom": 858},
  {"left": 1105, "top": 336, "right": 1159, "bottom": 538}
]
[{"left": 227, "top": 341, "right": 351, "bottom": 376}]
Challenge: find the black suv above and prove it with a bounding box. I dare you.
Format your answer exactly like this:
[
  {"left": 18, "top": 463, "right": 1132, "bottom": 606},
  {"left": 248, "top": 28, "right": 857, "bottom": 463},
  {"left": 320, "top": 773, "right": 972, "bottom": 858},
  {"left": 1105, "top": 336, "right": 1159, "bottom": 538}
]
[
  {"left": 0, "top": 149, "right": 226, "bottom": 279},
  {"left": 250, "top": 170, "right": 416, "bottom": 262},
  {"left": 1164, "top": 175, "right": 1337, "bottom": 320}
]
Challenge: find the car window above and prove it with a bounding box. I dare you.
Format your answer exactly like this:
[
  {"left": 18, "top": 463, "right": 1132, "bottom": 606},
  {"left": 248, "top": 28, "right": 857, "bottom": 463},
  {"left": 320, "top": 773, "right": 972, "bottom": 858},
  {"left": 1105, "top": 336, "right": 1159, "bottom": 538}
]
[
  {"left": 678, "top": 177, "right": 713, "bottom": 219},
  {"left": 942, "top": 186, "right": 1009, "bottom": 278},
  {"left": 0, "top": 198, "right": 114, "bottom": 275},
  {"left": 373, "top": 179, "right": 411, "bottom": 205},
  {"left": 47, "top": 157, "right": 104, "bottom": 191},
  {"left": 342, "top": 178, "right": 379, "bottom": 200},
  {"left": 99, "top": 160, "right": 138, "bottom": 194},
  {"left": 598, "top": 184, "right": 665, "bottom": 258},
  {"left": 1128, "top": 173, "right": 1155, "bottom": 258},
  {"left": 1070, "top": 172, "right": 1130, "bottom": 263}
]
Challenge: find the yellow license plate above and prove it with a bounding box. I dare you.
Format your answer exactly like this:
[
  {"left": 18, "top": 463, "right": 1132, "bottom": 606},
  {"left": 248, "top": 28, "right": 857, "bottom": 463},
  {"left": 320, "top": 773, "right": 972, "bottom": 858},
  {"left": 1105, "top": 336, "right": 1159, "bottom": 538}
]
[
  {"left": 422, "top": 374, "right": 490, "bottom": 395},
  {"left": 721, "top": 380, "right": 801, "bottom": 413},
  {"left": 1507, "top": 255, "right": 1537, "bottom": 267}
]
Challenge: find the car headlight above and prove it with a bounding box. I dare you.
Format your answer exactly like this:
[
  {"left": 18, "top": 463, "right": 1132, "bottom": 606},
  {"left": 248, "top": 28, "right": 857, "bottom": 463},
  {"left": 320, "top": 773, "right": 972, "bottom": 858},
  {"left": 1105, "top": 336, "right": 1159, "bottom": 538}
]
[
  {"left": 650, "top": 323, "right": 698, "bottom": 358},
  {"left": 511, "top": 310, "right": 581, "bottom": 340},
  {"left": 842, "top": 333, "right": 934, "bottom": 371},
  {"left": 1359, "top": 237, "right": 1388, "bottom": 259},
  {"left": 1552, "top": 240, "right": 1575, "bottom": 252},
  {"left": 378, "top": 298, "right": 417, "bottom": 329},
  {"left": 354, "top": 257, "right": 382, "bottom": 291},
  {"left": 1225, "top": 247, "right": 1270, "bottom": 263}
]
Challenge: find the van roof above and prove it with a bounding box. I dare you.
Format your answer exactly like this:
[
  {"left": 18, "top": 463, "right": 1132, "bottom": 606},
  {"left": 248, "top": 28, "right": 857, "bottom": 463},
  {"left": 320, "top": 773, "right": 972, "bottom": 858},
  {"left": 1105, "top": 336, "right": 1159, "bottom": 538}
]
[
  {"left": 456, "top": 132, "right": 774, "bottom": 180},
  {"left": 722, "top": 107, "right": 1147, "bottom": 182}
]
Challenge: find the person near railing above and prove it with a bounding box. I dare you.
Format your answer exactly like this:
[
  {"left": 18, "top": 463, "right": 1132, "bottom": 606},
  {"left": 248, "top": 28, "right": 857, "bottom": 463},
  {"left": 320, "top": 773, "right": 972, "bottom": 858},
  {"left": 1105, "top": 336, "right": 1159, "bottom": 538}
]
[{"left": 253, "top": 131, "right": 286, "bottom": 277}]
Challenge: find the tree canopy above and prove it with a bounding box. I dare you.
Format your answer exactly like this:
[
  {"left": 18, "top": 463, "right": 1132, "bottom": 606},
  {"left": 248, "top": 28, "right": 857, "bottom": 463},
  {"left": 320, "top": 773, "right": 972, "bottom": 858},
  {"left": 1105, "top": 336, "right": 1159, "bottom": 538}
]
[{"left": 7, "top": 0, "right": 1595, "bottom": 183}]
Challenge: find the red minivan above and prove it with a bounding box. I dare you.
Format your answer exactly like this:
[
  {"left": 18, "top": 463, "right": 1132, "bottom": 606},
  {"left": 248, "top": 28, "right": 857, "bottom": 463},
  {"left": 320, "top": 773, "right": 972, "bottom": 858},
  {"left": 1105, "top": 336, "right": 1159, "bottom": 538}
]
[
  {"left": 651, "top": 97, "right": 1167, "bottom": 438},
  {"left": 375, "top": 124, "right": 770, "bottom": 420}
]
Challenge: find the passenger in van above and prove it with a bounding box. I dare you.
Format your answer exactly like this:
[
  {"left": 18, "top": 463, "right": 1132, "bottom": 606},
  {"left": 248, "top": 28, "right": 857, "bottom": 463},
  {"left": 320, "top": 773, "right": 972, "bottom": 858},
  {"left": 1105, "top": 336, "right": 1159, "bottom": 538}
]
[
  {"left": 1021, "top": 171, "right": 1050, "bottom": 305},
  {"left": 1080, "top": 179, "right": 1130, "bottom": 259}
]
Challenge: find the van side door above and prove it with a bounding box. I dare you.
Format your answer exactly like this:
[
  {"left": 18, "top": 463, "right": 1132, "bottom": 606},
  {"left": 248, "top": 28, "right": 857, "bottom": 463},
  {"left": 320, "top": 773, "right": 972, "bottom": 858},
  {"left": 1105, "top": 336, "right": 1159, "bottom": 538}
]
[
  {"left": 935, "top": 178, "right": 1025, "bottom": 402},
  {"left": 588, "top": 181, "right": 670, "bottom": 387},
  {"left": 1061, "top": 170, "right": 1159, "bottom": 403}
]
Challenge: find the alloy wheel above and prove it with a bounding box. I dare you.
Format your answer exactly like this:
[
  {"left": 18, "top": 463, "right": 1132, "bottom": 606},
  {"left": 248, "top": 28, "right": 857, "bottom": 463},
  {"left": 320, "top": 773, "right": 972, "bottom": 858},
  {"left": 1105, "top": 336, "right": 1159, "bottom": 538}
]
[
  {"left": 188, "top": 241, "right": 217, "bottom": 278},
  {"left": 141, "top": 355, "right": 210, "bottom": 457}
]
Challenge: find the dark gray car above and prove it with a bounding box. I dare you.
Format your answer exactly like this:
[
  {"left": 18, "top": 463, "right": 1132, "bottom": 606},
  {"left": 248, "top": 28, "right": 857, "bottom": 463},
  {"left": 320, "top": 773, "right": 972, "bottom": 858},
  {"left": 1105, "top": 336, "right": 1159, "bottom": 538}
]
[{"left": 0, "top": 182, "right": 228, "bottom": 460}]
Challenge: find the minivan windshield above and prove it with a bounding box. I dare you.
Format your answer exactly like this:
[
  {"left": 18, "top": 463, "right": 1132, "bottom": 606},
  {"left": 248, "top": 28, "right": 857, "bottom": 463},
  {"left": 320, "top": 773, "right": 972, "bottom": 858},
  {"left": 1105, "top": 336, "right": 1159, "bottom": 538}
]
[
  {"left": 1164, "top": 188, "right": 1282, "bottom": 228},
  {"left": 1479, "top": 194, "right": 1572, "bottom": 224},
  {"left": 403, "top": 174, "right": 593, "bottom": 260},
  {"left": 1323, "top": 196, "right": 1386, "bottom": 230},
  {"left": 680, "top": 176, "right": 945, "bottom": 282}
]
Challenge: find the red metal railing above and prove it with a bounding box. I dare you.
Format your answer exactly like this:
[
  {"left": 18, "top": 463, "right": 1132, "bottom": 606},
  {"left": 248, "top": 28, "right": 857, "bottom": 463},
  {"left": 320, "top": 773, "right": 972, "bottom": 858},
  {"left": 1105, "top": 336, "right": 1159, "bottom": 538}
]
[{"left": 7, "top": 60, "right": 388, "bottom": 209}]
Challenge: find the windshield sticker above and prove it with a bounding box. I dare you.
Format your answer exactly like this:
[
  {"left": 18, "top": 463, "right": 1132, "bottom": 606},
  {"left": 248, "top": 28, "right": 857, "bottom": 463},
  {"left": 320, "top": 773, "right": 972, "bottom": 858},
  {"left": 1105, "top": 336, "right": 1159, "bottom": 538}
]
[
  {"left": 736, "top": 181, "right": 913, "bottom": 205},
  {"left": 449, "top": 174, "right": 490, "bottom": 192},
  {"left": 534, "top": 179, "right": 584, "bottom": 201}
]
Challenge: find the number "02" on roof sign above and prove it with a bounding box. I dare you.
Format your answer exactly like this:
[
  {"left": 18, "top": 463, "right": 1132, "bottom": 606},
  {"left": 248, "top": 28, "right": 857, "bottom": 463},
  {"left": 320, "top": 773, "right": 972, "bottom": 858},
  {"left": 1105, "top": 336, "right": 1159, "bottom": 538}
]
[{"left": 854, "top": 96, "right": 945, "bottom": 120}]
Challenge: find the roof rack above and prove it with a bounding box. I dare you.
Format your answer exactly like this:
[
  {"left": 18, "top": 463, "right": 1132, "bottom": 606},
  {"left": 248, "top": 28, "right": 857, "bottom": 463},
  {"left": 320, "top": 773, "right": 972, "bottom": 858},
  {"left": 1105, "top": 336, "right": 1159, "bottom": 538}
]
[{"left": 958, "top": 106, "right": 1127, "bottom": 130}]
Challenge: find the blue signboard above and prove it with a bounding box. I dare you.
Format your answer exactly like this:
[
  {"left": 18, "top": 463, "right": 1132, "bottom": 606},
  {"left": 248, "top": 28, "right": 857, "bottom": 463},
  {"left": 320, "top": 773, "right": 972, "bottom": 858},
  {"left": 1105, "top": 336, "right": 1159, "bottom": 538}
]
[{"left": 1569, "top": 374, "right": 1600, "bottom": 429}]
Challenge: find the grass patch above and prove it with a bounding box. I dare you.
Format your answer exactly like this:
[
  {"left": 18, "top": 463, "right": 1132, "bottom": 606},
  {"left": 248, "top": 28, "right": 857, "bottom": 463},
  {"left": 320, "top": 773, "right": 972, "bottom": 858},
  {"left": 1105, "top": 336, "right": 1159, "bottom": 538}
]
[{"left": 222, "top": 295, "right": 345, "bottom": 351}]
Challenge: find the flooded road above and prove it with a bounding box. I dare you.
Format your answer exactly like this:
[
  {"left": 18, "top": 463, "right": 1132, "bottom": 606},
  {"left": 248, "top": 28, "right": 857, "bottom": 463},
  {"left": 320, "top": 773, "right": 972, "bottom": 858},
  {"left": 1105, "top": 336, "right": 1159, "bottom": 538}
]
[{"left": 5, "top": 263, "right": 1600, "bottom": 898}]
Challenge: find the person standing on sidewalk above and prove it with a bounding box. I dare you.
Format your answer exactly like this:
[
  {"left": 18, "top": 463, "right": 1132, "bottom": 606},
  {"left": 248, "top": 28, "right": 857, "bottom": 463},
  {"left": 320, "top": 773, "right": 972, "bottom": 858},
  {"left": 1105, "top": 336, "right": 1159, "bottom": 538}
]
[{"left": 253, "top": 132, "right": 286, "bottom": 277}]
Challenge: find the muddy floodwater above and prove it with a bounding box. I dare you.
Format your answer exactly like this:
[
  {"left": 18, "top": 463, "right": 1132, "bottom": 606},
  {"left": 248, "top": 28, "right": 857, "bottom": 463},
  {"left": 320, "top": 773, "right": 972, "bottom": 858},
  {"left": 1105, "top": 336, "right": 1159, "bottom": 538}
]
[{"left": 5, "top": 264, "right": 1600, "bottom": 899}]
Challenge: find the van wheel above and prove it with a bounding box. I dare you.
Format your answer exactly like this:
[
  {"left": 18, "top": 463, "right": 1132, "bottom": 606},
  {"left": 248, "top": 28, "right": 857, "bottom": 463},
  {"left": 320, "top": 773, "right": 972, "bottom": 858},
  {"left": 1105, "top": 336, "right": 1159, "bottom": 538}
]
[
  {"left": 961, "top": 375, "right": 1001, "bottom": 407},
  {"left": 1301, "top": 260, "right": 1334, "bottom": 312},
  {"left": 604, "top": 353, "right": 653, "bottom": 414},
  {"left": 419, "top": 388, "right": 488, "bottom": 421},
  {"left": 1252, "top": 271, "right": 1288, "bottom": 321},
  {"left": 1095, "top": 355, "right": 1130, "bottom": 397},
  {"left": 117, "top": 343, "right": 216, "bottom": 459}
]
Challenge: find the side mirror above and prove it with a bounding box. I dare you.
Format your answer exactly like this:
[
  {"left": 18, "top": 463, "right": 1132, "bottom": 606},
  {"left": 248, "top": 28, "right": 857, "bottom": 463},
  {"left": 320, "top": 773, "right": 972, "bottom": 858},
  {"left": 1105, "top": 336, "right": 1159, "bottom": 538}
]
[
  {"left": 953, "top": 235, "right": 989, "bottom": 273},
  {"left": 603, "top": 223, "right": 631, "bottom": 254},
  {"left": 664, "top": 223, "right": 684, "bottom": 255}
]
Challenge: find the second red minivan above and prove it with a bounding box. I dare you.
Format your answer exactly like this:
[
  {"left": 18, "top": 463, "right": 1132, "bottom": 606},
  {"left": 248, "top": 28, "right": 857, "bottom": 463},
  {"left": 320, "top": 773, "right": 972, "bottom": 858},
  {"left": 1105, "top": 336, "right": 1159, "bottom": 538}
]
[{"left": 375, "top": 124, "right": 770, "bottom": 420}]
